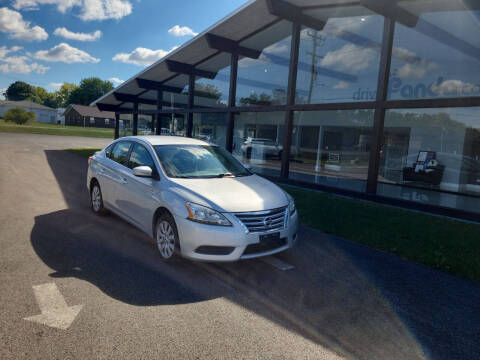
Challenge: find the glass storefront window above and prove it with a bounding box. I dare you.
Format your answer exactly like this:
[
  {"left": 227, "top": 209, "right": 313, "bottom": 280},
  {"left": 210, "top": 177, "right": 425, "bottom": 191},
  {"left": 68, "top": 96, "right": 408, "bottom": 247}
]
[
  {"left": 138, "top": 104, "right": 155, "bottom": 135},
  {"left": 378, "top": 107, "right": 480, "bottom": 213},
  {"left": 296, "top": 8, "right": 383, "bottom": 104},
  {"left": 163, "top": 75, "right": 189, "bottom": 109},
  {"left": 389, "top": 4, "right": 480, "bottom": 100},
  {"left": 119, "top": 113, "right": 133, "bottom": 137},
  {"left": 235, "top": 21, "right": 292, "bottom": 107},
  {"left": 288, "top": 110, "right": 374, "bottom": 192},
  {"left": 232, "top": 112, "right": 285, "bottom": 177},
  {"left": 163, "top": 114, "right": 185, "bottom": 136},
  {"left": 194, "top": 53, "right": 230, "bottom": 108},
  {"left": 192, "top": 113, "right": 228, "bottom": 149}
]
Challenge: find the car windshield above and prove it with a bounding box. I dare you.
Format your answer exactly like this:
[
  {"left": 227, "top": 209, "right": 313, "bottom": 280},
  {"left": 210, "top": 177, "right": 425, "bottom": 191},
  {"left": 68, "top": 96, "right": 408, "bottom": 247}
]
[{"left": 154, "top": 145, "right": 252, "bottom": 179}]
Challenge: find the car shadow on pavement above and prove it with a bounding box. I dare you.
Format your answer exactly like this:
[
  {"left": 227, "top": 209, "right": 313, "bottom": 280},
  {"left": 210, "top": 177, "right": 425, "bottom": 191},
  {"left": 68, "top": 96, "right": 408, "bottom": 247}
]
[
  {"left": 34, "top": 150, "right": 480, "bottom": 360},
  {"left": 32, "top": 150, "right": 220, "bottom": 307},
  {"left": 31, "top": 209, "right": 209, "bottom": 306}
]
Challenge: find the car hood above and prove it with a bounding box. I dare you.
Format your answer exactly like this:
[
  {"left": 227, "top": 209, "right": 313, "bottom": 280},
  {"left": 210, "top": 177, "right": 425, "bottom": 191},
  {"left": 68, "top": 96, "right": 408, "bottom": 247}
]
[{"left": 167, "top": 174, "right": 288, "bottom": 213}]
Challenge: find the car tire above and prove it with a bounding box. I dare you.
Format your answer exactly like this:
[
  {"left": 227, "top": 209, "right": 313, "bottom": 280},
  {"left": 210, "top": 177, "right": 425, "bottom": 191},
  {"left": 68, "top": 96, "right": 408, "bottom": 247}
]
[
  {"left": 155, "top": 213, "right": 180, "bottom": 261},
  {"left": 90, "top": 181, "right": 107, "bottom": 215}
]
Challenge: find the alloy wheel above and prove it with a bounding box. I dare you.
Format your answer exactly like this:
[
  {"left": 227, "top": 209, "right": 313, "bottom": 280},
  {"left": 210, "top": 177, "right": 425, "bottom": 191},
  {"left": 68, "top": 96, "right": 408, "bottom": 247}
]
[
  {"left": 156, "top": 220, "right": 175, "bottom": 259},
  {"left": 91, "top": 185, "right": 101, "bottom": 212}
]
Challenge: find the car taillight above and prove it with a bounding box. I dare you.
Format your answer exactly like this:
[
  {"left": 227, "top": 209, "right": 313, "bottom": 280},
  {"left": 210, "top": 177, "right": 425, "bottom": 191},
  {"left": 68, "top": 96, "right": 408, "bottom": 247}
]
[{"left": 88, "top": 156, "right": 93, "bottom": 166}]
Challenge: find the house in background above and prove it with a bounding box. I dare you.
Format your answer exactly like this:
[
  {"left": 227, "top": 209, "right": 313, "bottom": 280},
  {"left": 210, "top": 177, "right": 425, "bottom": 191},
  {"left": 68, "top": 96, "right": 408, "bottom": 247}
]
[
  {"left": 56, "top": 108, "right": 66, "bottom": 125},
  {"left": 64, "top": 104, "right": 115, "bottom": 128},
  {"left": 0, "top": 100, "right": 57, "bottom": 123}
]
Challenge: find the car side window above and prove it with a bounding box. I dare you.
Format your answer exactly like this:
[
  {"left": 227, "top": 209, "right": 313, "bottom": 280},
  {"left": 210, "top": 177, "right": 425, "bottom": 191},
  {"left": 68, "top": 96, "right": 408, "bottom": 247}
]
[
  {"left": 105, "top": 144, "right": 114, "bottom": 158},
  {"left": 128, "top": 143, "right": 156, "bottom": 171},
  {"left": 110, "top": 141, "right": 132, "bottom": 166}
]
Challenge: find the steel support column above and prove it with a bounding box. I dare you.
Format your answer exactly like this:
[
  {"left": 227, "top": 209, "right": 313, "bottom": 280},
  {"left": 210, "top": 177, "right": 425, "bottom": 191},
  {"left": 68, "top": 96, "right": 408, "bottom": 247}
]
[
  {"left": 132, "top": 100, "right": 138, "bottom": 136},
  {"left": 280, "top": 22, "right": 301, "bottom": 178},
  {"left": 114, "top": 113, "right": 120, "bottom": 139},
  {"left": 226, "top": 52, "right": 238, "bottom": 152},
  {"left": 366, "top": 18, "right": 395, "bottom": 194}
]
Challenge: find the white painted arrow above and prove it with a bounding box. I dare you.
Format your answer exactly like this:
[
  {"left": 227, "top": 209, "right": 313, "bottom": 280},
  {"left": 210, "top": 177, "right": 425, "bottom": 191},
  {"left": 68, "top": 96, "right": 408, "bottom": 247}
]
[{"left": 24, "top": 283, "right": 83, "bottom": 330}]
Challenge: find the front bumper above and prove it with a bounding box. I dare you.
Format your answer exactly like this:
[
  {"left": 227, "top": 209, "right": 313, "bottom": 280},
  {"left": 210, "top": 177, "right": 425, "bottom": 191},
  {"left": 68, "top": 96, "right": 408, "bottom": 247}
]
[{"left": 174, "top": 210, "right": 299, "bottom": 262}]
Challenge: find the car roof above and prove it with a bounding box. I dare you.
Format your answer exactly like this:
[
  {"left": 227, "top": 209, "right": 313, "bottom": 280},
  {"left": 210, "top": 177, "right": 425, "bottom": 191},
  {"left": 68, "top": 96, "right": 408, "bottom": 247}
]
[{"left": 120, "top": 136, "right": 211, "bottom": 146}]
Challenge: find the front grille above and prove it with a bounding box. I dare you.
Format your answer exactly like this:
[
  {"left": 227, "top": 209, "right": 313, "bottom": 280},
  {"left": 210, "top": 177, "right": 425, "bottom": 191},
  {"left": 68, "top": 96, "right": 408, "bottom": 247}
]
[
  {"left": 234, "top": 207, "right": 287, "bottom": 233},
  {"left": 195, "top": 245, "right": 234, "bottom": 255},
  {"left": 243, "top": 237, "right": 287, "bottom": 255}
]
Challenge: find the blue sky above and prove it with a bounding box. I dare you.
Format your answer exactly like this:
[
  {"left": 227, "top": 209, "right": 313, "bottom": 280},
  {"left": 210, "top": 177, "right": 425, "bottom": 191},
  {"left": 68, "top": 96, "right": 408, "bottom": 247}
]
[{"left": 0, "top": 0, "right": 248, "bottom": 96}]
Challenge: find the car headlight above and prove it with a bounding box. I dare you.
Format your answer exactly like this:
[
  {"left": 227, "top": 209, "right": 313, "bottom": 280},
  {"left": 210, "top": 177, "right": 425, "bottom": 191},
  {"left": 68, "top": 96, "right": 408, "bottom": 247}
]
[
  {"left": 288, "top": 197, "right": 296, "bottom": 216},
  {"left": 185, "top": 202, "right": 232, "bottom": 226}
]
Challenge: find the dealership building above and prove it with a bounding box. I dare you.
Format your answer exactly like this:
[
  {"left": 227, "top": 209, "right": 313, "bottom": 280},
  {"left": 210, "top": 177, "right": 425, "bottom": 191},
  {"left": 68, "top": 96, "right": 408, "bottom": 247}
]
[{"left": 92, "top": 0, "right": 480, "bottom": 221}]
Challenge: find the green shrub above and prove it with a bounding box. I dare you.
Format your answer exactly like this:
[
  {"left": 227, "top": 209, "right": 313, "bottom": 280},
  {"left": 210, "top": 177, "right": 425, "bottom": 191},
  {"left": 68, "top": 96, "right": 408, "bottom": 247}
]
[{"left": 4, "top": 107, "right": 35, "bottom": 125}]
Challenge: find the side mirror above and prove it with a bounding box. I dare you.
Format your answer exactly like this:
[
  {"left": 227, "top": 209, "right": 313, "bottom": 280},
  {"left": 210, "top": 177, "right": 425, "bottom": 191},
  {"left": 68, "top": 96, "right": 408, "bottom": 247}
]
[{"left": 132, "top": 166, "right": 153, "bottom": 178}]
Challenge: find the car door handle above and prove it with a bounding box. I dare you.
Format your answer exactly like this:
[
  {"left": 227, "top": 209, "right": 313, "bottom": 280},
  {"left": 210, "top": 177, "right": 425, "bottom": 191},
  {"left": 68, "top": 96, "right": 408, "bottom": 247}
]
[{"left": 120, "top": 177, "right": 128, "bottom": 184}]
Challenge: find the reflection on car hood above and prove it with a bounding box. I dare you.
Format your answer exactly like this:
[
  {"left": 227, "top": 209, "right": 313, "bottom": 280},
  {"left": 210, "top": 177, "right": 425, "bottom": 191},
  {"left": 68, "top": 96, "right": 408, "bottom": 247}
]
[{"left": 168, "top": 174, "right": 288, "bottom": 213}]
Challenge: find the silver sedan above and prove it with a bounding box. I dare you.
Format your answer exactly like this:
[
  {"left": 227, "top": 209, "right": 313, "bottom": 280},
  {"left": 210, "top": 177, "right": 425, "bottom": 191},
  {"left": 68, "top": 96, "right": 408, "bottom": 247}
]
[{"left": 87, "top": 136, "right": 298, "bottom": 261}]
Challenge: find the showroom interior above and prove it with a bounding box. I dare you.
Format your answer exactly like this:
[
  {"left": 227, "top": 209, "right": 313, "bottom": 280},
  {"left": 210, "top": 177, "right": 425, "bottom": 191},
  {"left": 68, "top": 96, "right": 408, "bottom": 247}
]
[{"left": 92, "top": 0, "right": 480, "bottom": 221}]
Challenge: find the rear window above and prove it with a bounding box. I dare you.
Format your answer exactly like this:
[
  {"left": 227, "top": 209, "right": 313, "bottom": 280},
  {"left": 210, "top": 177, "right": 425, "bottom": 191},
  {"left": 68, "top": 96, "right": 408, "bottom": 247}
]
[{"left": 110, "top": 142, "right": 131, "bottom": 166}]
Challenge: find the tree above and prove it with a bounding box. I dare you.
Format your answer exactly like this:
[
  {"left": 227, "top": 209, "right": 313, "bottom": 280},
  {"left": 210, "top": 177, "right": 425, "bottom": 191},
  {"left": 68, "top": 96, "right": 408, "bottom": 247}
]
[
  {"left": 30, "top": 86, "right": 49, "bottom": 105},
  {"left": 68, "top": 78, "right": 114, "bottom": 106},
  {"left": 43, "top": 92, "right": 62, "bottom": 108},
  {"left": 56, "top": 83, "right": 78, "bottom": 107},
  {"left": 4, "top": 107, "right": 35, "bottom": 124},
  {"left": 239, "top": 92, "right": 273, "bottom": 106},
  {"left": 195, "top": 83, "right": 222, "bottom": 100},
  {"left": 5, "top": 81, "right": 33, "bottom": 101}
]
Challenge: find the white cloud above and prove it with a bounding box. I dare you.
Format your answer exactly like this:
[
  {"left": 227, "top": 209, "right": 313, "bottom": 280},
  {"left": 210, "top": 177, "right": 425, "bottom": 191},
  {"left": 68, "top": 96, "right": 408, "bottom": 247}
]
[
  {"left": 323, "top": 16, "right": 369, "bottom": 37},
  {"left": 333, "top": 81, "right": 350, "bottom": 89},
  {"left": 264, "top": 42, "right": 288, "bottom": 55},
  {"left": 0, "top": 56, "right": 50, "bottom": 74},
  {"left": 80, "top": 0, "right": 132, "bottom": 21},
  {"left": 12, "top": 0, "right": 80, "bottom": 12},
  {"left": 48, "top": 82, "right": 63, "bottom": 89},
  {"left": 392, "top": 47, "right": 419, "bottom": 64},
  {"left": 108, "top": 77, "right": 124, "bottom": 85},
  {"left": 396, "top": 61, "right": 438, "bottom": 79},
  {"left": 0, "top": 45, "right": 23, "bottom": 58},
  {"left": 431, "top": 79, "right": 480, "bottom": 96},
  {"left": 320, "top": 44, "right": 376, "bottom": 72},
  {"left": 392, "top": 47, "right": 438, "bottom": 80},
  {"left": 12, "top": 0, "right": 132, "bottom": 21},
  {"left": 168, "top": 25, "right": 198, "bottom": 37},
  {"left": 53, "top": 27, "right": 101, "bottom": 41},
  {"left": 0, "top": 7, "right": 48, "bottom": 41},
  {"left": 0, "top": 45, "right": 49, "bottom": 74},
  {"left": 34, "top": 42, "right": 100, "bottom": 63},
  {"left": 112, "top": 46, "right": 178, "bottom": 66}
]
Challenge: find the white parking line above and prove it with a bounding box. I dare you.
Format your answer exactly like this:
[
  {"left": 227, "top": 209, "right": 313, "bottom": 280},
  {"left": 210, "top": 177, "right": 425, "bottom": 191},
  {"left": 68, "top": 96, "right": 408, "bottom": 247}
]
[{"left": 260, "top": 256, "right": 295, "bottom": 271}]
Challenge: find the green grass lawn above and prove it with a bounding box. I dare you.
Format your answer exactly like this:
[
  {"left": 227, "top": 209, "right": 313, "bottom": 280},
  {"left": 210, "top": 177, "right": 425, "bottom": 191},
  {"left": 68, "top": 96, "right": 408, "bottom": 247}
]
[
  {"left": 67, "top": 147, "right": 480, "bottom": 282},
  {"left": 0, "top": 120, "right": 114, "bottom": 138},
  {"left": 66, "top": 148, "right": 102, "bottom": 157},
  {"left": 282, "top": 185, "right": 480, "bottom": 283}
]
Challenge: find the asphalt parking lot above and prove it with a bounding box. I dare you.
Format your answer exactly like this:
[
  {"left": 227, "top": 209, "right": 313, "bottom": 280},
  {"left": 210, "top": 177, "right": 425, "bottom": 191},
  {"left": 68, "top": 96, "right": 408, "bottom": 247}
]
[{"left": 1, "top": 133, "right": 479, "bottom": 360}]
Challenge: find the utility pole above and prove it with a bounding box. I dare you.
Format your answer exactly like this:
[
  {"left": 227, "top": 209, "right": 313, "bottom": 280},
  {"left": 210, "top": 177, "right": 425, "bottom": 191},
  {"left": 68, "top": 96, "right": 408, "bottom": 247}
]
[{"left": 304, "top": 30, "right": 326, "bottom": 172}]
